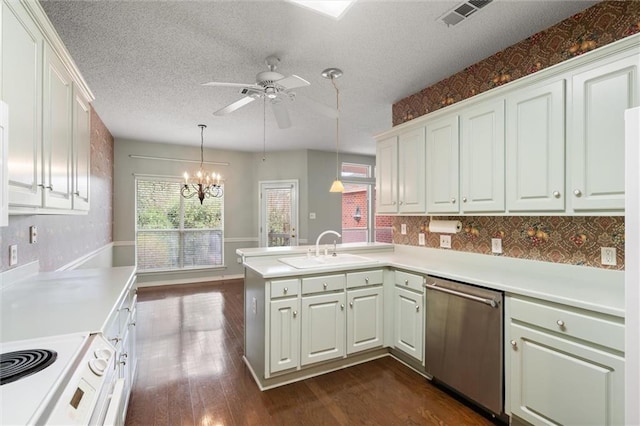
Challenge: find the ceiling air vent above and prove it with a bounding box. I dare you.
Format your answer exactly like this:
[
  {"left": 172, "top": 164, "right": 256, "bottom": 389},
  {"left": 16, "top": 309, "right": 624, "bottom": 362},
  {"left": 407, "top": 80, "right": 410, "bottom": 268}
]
[{"left": 438, "top": 0, "right": 493, "bottom": 27}]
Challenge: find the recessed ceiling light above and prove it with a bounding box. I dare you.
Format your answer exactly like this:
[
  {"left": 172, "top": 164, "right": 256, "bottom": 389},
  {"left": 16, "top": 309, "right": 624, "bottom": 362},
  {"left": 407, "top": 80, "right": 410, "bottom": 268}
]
[{"left": 288, "top": 0, "right": 356, "bottom": 20}]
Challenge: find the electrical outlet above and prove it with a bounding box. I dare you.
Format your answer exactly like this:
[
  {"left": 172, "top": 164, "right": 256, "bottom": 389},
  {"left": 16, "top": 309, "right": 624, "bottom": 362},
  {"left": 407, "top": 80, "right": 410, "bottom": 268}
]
[
  {"left": 309, "top": 212, "right": 316, "bottom": 220},
  {"left": 601, "top": 247, "right": 617, "bottom": 266},
  {"left": 440, "top": 235, "right": 451, "bottom": 249},
  {"left": 30, "top": 226, "right": 37, "bottom": 244},
  {"left": 401, "top": 224, "right": 407, "bottom": 235},
  {"left": 9, "top": 245, "right": 17, "bottom": 266},
  {"left": 418, "top": 233, "right": 425, "bottom": 246},
  {"left": 491, "top": 238, "right": 502, "bottom": 254}
]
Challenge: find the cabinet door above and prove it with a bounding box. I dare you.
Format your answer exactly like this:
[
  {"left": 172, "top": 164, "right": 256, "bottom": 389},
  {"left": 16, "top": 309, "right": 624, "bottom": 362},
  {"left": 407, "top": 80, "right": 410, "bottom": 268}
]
[
  {"left": 42, "top": 44, "right": 73, "bottom": 209},
  {"left": 300, "top": 292, "right": 345, "bottom": 366},
  {"left": 506, "top": 79, "right": 565, "bottom": 212},
  {"left": 393, "top": 286, "right": 424, "bottom": 362},
  {"left": 72, "top": 88, "right": 91, "bottom": 210},
  {"left": 398, "top": 127, "right": 426, "bottom": 213},
  {"left": 269, "top": 298, "right": 300, "bottom": 373},
  {"left": 509, "top": 323, "right": 624, "bottom": 425},
  {"left": 2, "top": 0, "right": 43, "bottom": 207},
  {"left": 346, "top": 286, "right": 383, "bottom": 355},
  {"left": 460, "top": 99, "right": 505, "bottom": 213},
  {"left": 376, "top": 136, "right": 398, "bottom": 213},
  {"left": 426, "top": 115, "right": 460, "bottom": 213},
  {"left": 570, "top": 55, "right": 638, "bottom": 211}
]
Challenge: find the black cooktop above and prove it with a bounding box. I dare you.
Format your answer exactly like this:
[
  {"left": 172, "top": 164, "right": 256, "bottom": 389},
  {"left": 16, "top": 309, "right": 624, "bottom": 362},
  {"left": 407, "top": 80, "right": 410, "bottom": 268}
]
[{"left": 0, "top": 349, "right": 57, "bottom": 385}]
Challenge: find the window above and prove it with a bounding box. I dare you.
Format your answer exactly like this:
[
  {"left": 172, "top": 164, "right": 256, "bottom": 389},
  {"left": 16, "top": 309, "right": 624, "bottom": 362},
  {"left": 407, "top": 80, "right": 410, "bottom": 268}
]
[{"left": 136, "top": 178, "right": 224, "bottom": 272}]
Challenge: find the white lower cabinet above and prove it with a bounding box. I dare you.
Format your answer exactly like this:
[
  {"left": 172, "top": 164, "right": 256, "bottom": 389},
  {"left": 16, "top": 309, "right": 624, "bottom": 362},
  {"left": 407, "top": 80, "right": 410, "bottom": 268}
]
[
  {"left": 346, "top": 285, "right": 384, "bottom": 355},
  {"left": 300, "top": 292, "right": 346, "bottom": 366},
  {"left": 507, "top": 295, "right": 624, "bottom": 425},
  {"left": 393, "top": 285, "right": 424, "bottom": 363},
  {"left": 269, "top": 297, "right": 300, "bottom": 373}
]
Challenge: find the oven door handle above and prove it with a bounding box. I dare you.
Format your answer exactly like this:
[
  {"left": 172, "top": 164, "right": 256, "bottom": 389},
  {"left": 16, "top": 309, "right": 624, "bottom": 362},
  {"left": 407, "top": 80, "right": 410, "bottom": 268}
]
[
  {"left": 425, "top": 282, "right": 499, "bottom": 308},
  {"left": 102, "top": 378, "right": 126, "bottom": 426}
]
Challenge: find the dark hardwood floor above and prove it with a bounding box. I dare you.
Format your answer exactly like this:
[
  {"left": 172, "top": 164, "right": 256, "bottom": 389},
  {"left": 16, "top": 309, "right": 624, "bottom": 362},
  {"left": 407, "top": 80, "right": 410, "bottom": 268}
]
[{"left": 126, "top": 280, "right": 497, "bottom": 426}]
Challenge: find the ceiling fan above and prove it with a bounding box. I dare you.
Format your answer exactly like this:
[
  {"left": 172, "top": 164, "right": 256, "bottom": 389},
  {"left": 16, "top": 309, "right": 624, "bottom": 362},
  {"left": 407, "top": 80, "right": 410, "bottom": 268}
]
[{"left": 202, "top": 55, "right": 311, "bottom": 129}]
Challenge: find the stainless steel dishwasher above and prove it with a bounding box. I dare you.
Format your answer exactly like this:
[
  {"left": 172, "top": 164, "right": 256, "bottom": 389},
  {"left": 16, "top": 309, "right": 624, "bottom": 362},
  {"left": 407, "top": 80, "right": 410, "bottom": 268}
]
[{"left": 425, "top": 276, "right": 504, "bottom": 418}]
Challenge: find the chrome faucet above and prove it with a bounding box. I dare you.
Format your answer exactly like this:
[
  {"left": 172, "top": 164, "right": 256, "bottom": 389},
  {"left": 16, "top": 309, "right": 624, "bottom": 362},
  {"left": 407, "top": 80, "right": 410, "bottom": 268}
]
[{"left": 315, "top": 230, "right": 341, "bottom": 257}]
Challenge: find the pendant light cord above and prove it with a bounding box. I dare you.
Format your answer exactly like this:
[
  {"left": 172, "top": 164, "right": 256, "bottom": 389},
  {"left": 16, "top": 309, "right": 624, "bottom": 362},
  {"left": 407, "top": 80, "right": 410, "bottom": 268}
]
[
  {"left": 332, "top": 77, "right": 340, "bottom": 180},
  {"left": 199, "top": 124, "right": 206, "bottom": 169}
]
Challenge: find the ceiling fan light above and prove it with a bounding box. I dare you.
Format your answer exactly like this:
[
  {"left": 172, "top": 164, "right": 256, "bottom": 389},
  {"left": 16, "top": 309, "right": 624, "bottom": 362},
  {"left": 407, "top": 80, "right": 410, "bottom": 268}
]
[{"left": 330, "top": 179, "right": 345, "bottom": 193}]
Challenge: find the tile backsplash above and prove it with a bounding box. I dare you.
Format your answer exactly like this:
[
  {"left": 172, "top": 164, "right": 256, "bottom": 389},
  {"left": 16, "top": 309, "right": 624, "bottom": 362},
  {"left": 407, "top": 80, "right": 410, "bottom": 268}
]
[{"left": 392, "top": 216, "right": 624, "bottom": 270}]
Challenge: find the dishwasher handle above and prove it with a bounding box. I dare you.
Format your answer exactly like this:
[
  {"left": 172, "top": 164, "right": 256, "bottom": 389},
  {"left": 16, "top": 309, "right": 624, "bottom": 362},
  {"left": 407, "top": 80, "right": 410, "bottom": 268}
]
[{"left": 425, "top": 282, "right": 500, "bottom": 308}]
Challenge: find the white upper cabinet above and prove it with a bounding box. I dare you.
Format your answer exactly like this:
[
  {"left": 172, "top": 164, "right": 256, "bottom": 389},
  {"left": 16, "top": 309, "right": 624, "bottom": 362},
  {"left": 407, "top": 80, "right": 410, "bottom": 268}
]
[
  {"left": 460, "top": 99, "right": 505, "bottom": 213},
  {"left": 426, "top": 115, "right": 459, "bottom": 214},
  {"left": 569, "top": 54, "right": 638, "bottom": 212},
  {"left": 506, "top": 79, "right": 566, "bottom": 212},
  {"left": 73, "top": 89, "right": 91, "bottom": 211},
  {"left": 42, "top": 43, "right": 73, "bottom": 209},
  {"left": 398, "top": 127, "right": 426, "bottom": 213},
  {"left": 375, "top": 136, "right": 398, "bottom": 214},
  {"left": 2, "top": 0, "right": 44, "bottom": 207}
]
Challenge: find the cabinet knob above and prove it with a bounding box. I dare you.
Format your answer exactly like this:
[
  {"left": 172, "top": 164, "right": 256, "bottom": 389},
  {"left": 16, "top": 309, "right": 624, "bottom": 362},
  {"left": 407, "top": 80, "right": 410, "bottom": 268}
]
[
  {"left": 450, "top": 198, "right": 456, "bottom": 204},
  {"left": 462, "top": 197, "right": 467, "bottom": 203},
  {"left": 293, "top": 311, "right": 297, "bottom": 317},
  {"left": 365, "top": 277, "right": 369, "bottom": 283},
  {"left": 392, "top": 201, "right": 396, "bottom": 205},
  {"left": 110, "top": 337, "right": 121, "bottom": 344},
  {"left": 283, "top": 287, "right": 288, "bottom": 294},
  {"left": 130, "top": 321, "right": 136, "bottom": 327},
  {"left": 574, "top": 189, "right": 582, "bottom": 197},
  {"left": 553, "top": 191, "right": 561, "bottom": 198},
  {"left": 404, "top": 279, "right": 409, "bottom": 285},
  {"left": 349, "top": 302, "right": 354, "bottom": 308},
  {"left": 556, "top": 319, "right": 565, "bottom": 328},
  {"left": 510, "top": 340, "right": 517, "bottom": 348},
  {"left": 323, "top": 282, "right": 328, "bottom": 289},
  {"left": 399, "top": 200, "right": 403, "bottom": 205},
  {"left": 341, "top": 304, "right": 345, "bottom": 310},
  {"left": 415, "top": 305, "right": 420, "bottom": 312}
]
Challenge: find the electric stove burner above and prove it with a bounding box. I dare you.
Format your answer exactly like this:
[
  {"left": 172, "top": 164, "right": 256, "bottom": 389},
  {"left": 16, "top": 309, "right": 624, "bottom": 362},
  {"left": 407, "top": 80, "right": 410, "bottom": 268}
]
[{"left": 0, "top": 349, "right": 57, "bottom": 385}]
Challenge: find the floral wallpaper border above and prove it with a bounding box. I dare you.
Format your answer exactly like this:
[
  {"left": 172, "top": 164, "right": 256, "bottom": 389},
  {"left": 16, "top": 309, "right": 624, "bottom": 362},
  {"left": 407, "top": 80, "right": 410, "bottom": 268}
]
[
  {"left": 392, "top": 216, "right": 624, "bottom": 270},
  {"left": 392, "top": 1, "right": 640, "bottom": 124}
]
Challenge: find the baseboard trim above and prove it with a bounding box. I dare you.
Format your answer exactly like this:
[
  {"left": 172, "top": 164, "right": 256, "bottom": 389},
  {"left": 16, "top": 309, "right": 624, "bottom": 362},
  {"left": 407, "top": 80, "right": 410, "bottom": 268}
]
[{"left": 137, "top": 274, "right": 244, "bottom": 288}]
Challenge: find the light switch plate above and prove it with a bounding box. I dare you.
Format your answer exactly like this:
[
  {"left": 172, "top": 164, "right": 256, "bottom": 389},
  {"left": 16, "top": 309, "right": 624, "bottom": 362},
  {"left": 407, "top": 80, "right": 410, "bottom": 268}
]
[
  {"left": 309, "top": 212, "right": 316, "bottom": 220},
  {"left": 9, "top": 245, "right": 17, "bottom": 266},
  {"left": 418, "top": 233, "right": 425, "bottom": 246},
  {"left": 401, "top": 224, "right": 407, "bottom": 235},
  {"left": 491, "top": 238, "right": 502, "bottom": 254},
  {"left": 440, "top": 235, "right": 451, "bottom": 248},
  {"left": 601, "top": 247, "right": 616, "bottom": 266},
  {"left": 30, "top": 226, "right": 37, "bottom": 244}
]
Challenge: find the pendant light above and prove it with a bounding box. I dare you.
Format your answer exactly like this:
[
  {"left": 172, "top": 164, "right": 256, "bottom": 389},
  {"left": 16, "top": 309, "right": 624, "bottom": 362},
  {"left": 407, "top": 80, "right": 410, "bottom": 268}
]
[
  {"left": 322, "top": 67, "right": 344, "bottom": 193},
  {"left": 181, "top": 124, "right": 223, "bottom": 204}
]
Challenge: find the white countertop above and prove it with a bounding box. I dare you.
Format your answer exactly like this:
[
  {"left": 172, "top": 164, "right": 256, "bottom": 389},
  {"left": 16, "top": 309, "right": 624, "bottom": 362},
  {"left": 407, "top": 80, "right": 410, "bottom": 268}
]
[
  {"left": 1, "top": 266, "right": 136, "bottom": 343},
  {"left": 242, "top": 245, "right": 625, "bottom": 318}
]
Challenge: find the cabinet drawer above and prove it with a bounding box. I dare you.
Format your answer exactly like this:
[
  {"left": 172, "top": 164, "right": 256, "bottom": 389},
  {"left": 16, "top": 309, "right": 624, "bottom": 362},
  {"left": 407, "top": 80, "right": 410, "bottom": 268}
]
[
  {"left": 302, "top": 274, "right": 345, "bottom": 295},
  {"left": 270, "top": 279, "right": 300, "bottom": 299},
  {"left": 346, "top": 270, "right": 384, "bottom": 288},
  {"left": 394, "top": 270, "right": 424, "bottom": 293},
  {"left": 509, "top": 296, "right": 624, "bottom": 352}
]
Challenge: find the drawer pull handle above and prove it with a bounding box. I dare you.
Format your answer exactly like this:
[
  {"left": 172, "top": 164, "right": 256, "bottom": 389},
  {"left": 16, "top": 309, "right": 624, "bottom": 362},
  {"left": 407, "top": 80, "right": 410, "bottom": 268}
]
[
  {"left": 556, "top": 320, "right": 565, "bottom": 328},
  {"left": 510, "top": 340, "right": 517, "bottom": 348},
  {"left": 405, "top": 279, "right": 409, "bottom": 285},
  {"left": 323, "top": 282, "right": 328, "bottom": 289},
  {"left": 283, "top": 287, "right": 288, "bottom": 294},
  {"left": 365, "top": 277, "right": 369, "bottom": 283},
  {"left": 293, "top": 311, "right": 298, "bottom": 317}
]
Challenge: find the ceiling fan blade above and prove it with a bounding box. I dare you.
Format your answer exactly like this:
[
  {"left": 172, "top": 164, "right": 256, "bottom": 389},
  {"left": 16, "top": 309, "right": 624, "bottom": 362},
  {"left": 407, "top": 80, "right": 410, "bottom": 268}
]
[
  {"left": 214, "top": 96, "right": 256, "bottom": 116},
  {"left": 271, "top": 100, "right": 292, "bottom": 129},
  {"left": 202, "top": 81, "right": 259, "bottom": 89},
  {"left": 276, "top": 74, "right": 310, "bottom": 90}
]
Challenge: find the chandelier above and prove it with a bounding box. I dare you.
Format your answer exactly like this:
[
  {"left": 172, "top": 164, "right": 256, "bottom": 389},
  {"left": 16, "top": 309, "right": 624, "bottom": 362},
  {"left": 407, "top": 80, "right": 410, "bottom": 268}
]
[
  {"left": 322, "top": 67, "right": 344, "bottom": 193},
  {"left": 181, "top": 124, "right": 223, "bottom": 204}
]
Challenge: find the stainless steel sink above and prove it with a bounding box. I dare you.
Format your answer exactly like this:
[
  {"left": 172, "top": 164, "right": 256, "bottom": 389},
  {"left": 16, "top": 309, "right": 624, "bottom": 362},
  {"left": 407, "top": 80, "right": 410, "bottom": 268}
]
[{"left": 278, "top": 253, "right": 378, "bottom": 269}]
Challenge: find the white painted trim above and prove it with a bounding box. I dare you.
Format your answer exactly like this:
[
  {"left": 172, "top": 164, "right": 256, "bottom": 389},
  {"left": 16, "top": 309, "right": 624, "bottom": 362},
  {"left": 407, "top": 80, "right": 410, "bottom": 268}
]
[
  {"left": 56, "top": 243, "right": 114, "bottom": 271},
  {"left": 137, "top": 273, "right": 244, "bottom": 288},
  {"left": 129, "top": 154, "right": 229, "bottom": 166},
  {"left": 1, "top": 261, "right": 40, "bottom": 289},
  {"left": 113, "top": 240, "right": 135, "bottom": 247},
  {"left": 225, "top": 237, "right": 259, "bottom": 243}
]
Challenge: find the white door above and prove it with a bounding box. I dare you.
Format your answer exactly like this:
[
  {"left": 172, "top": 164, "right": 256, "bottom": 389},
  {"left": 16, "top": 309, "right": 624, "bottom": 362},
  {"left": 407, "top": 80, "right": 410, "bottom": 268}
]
[
  {"left": 570, "top": 55, "right": 638, "bottom": 211},
  {"left": 506, "top": 79, "right": 565, "bottom": 212},
  {"left": 347, "top": 286, "right": 384, "bottom": 354},
  {"left": 259, "top": 180, "right": 298, "bottom": 247},
  {"left": 460, "top": 99, "right": 505, "bottom": 213},
  {"left": 426, "top": 115, "right": 460, "bottom": 214},
  {"left": 394, "top": 286, "right": 424, "bottom": 362},
  {"left": 300, "top": 292, "right": 346, "bottom": 366}
]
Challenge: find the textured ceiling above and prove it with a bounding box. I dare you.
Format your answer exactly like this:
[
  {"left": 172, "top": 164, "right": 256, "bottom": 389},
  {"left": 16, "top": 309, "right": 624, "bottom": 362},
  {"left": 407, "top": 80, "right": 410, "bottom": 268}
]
[{"left": 39, "top": 0, "right": 598, "bottom": 156}]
